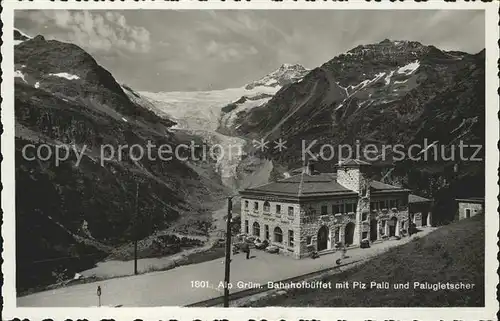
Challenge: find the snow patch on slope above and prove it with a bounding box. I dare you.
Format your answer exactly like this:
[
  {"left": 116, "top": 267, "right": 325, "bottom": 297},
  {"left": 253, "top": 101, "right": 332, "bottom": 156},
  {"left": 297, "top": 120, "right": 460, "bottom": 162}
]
[
  {"left": 49, "top": 72, "right": 80, "bottom": 80},
  {"left": 397, "top": 61, "right": 420, "bottom": 75},
  {"left": 15, "top": 70, "right": 27, "bottom": 83},
  {"left": 384, "top": 71, "right": 394, "bottom": 85}
]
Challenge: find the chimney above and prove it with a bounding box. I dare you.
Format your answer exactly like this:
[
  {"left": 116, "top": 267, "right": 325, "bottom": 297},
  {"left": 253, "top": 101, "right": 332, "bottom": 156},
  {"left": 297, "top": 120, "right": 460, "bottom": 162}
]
[{"left": 336, "top": 159, "right": 371, "bottom": 193}]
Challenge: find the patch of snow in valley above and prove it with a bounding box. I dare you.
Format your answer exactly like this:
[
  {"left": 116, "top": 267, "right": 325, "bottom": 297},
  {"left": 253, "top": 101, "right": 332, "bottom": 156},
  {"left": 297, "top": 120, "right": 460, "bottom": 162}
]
[
  {"left": 397, "top": 61, "right": 420, "bottom": 75},
  {"left": 34, "top": 81, "right": 40, "bottom": 88},
  {"left": 49, "top": 72, "right": 80, "bottom": 80},
  {"left": 122, "top": 117, "right": 128, "bottom": 123},
  {"left": 394, "top": 79, "right": 408, "bottom": 84}
]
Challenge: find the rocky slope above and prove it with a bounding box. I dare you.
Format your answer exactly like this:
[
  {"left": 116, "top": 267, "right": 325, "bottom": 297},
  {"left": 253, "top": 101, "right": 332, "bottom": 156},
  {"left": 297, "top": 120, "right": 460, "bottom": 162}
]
[{"left": 14, "top": 32, "right": 227, "bottom": 290}]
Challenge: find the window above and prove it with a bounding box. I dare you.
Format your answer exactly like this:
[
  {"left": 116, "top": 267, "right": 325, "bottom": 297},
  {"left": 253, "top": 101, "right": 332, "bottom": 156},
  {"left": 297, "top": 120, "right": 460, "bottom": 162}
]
[
  {"left": 465, "top": 209, "right": 471, "bottom": 218},
  {"left": 362, "top": 212, "right": 368, "bottom": 221},
  {"left": 362, "top": 232, "right": 368, "bottom": 240},
  {"left": 253, "top": 222, "right": 260, "bottom": 237},
  {"left": 244, "top": 200, "right": 249, "bottom": 209},
  {"left": 339, "top": 203, "right": 345, "bottom": 213},
  {"left": 370, "top": 202, "right": 376, "bottom": 211},
  {"left": 389, "top": 200, "right": 396, "bottom": 208},
  {"left": 288, "top": 230, "right": 294, "bottom": 247},
  {"left": 244, "top": 220, "right": 249, "bottom": 234},
  {"left": 276, "top": 204, "right": 281, "bottom": 214},
  {"left": 379, "top": 201, "right": 385, "bottom": 209},
  {"left": 274, "top": 227, "right": 283, "bottom": 243},
  {"left": 263, "top": 201, "right": 270, "bottom": 212},
  {"left": 332, "top": 204, "right": 340, "bottom": 214},
  {"left": 353, "top": 203, "right": 357, "bottom": 213},
  {"left": 321, "top": 205, "right": 328, "bottom": 215},
  {"left": 265, "top": 225, "right": 269, "bottom": 239},
  {"left": 306, "top": 236, "right": 313, "bottom": 245},
  {"left": 346, "top": 203, "right": 353, "bottom": 213},
  {"left": 254, "top": 202, "right": 259, "bottom": 211},
  {"left": 288, "top": 206, "right": 294, "bottom": 216}
]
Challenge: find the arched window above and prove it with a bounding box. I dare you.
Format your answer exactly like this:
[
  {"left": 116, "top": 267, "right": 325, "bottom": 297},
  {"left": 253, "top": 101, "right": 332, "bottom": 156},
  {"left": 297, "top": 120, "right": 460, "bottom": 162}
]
[
  {"left": 244, "top": 200, "right": 249, "bottom": 209},
  {"left": 263, "top": 201, "right": 270, "bottom": 212},
  {"left": 253, "top": 222, "right": 260, "bottom": 237},
  {"left": 274, "top": 227, "right": 283, "bottom": 243}
]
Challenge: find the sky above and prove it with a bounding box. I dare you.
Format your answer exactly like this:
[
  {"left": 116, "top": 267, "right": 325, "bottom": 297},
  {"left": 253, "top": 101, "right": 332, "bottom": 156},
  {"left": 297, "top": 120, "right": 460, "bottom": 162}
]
[{"left": 16, "top": 10, "right": 485, "bottom": 92}]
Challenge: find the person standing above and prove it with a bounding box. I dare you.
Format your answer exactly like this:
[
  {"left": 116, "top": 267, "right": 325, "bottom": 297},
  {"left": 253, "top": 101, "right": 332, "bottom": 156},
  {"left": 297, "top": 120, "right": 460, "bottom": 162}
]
[{"left": 241, "top": 242, "right": 250, "bottom": 259}]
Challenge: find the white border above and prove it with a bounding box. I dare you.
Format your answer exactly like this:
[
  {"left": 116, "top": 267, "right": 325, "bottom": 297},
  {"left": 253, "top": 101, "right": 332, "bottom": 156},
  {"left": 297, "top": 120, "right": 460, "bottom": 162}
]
[{"left": 2, "top": 2, "right": 498, "bottom": 320}]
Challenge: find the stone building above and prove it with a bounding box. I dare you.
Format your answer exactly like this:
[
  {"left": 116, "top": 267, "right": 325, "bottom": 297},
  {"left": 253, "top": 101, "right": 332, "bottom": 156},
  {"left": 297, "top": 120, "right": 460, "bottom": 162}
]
[
  {"left": 456, "top": 197, "right": 484, "bottom": 220},
  {"left": 239, "top": 159, "right": 431, "bottom": 259}
]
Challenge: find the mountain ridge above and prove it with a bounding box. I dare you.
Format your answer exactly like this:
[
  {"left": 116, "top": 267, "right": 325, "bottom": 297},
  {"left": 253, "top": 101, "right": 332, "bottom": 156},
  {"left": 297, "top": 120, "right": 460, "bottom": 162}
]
[{"left": 14, "top": 31, "right": 228, "bottom": 291}]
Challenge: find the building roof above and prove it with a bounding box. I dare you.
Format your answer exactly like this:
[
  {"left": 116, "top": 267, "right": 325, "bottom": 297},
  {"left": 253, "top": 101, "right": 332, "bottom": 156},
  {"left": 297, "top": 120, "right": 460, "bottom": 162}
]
[
  {"left": 240, "top": 172, "right": 408, "bottom": 199},
  {"left": 409, "top": 194, "right": 432, "bottom": 203},
  {"left": 241, "top": 173, "right": 355, "bottom": 198},
  {"left": 456, "top": 197, "right": 485, "bottom": 204}
]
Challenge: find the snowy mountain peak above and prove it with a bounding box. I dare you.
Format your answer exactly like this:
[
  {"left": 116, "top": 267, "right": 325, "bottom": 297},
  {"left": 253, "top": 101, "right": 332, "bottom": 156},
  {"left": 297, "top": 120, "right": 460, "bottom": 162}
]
[{"left": 245, "top": 63, "right": 309, "bottom": 90}]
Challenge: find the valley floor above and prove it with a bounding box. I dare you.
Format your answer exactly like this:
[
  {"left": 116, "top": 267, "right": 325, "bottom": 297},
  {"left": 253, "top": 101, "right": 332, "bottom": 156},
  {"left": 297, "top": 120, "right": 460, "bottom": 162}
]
[{"left": 18, "top": 227, "right": 435, "bottom": 307}]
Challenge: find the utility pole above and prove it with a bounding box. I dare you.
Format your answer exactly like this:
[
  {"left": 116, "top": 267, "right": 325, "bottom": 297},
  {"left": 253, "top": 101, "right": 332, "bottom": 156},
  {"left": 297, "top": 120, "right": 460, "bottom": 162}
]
[
  {"left": 134, "top": 181, "right": 139, "bottom": 275},
  {"left": 223, "top": 196, "right": 233, "bottom": 307}
]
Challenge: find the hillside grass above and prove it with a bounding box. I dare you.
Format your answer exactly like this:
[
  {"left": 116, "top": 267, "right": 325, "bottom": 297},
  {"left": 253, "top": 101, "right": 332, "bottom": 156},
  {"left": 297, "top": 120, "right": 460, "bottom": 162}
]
[{"left": 252, "top": 214, "right": 484, "bottom": 307}]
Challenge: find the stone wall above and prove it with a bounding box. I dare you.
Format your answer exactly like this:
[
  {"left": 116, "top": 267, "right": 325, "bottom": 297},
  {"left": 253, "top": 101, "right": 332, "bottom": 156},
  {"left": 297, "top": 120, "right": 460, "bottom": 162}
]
[
  {"left": 336, "top": 167, "right": 361, "bottom": 192},
  {"left": 458, "top": 202, "right": 483, "bottom": 220},
  {"left": 297, "top": 199, "right": 359, "bottom": 258}
]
